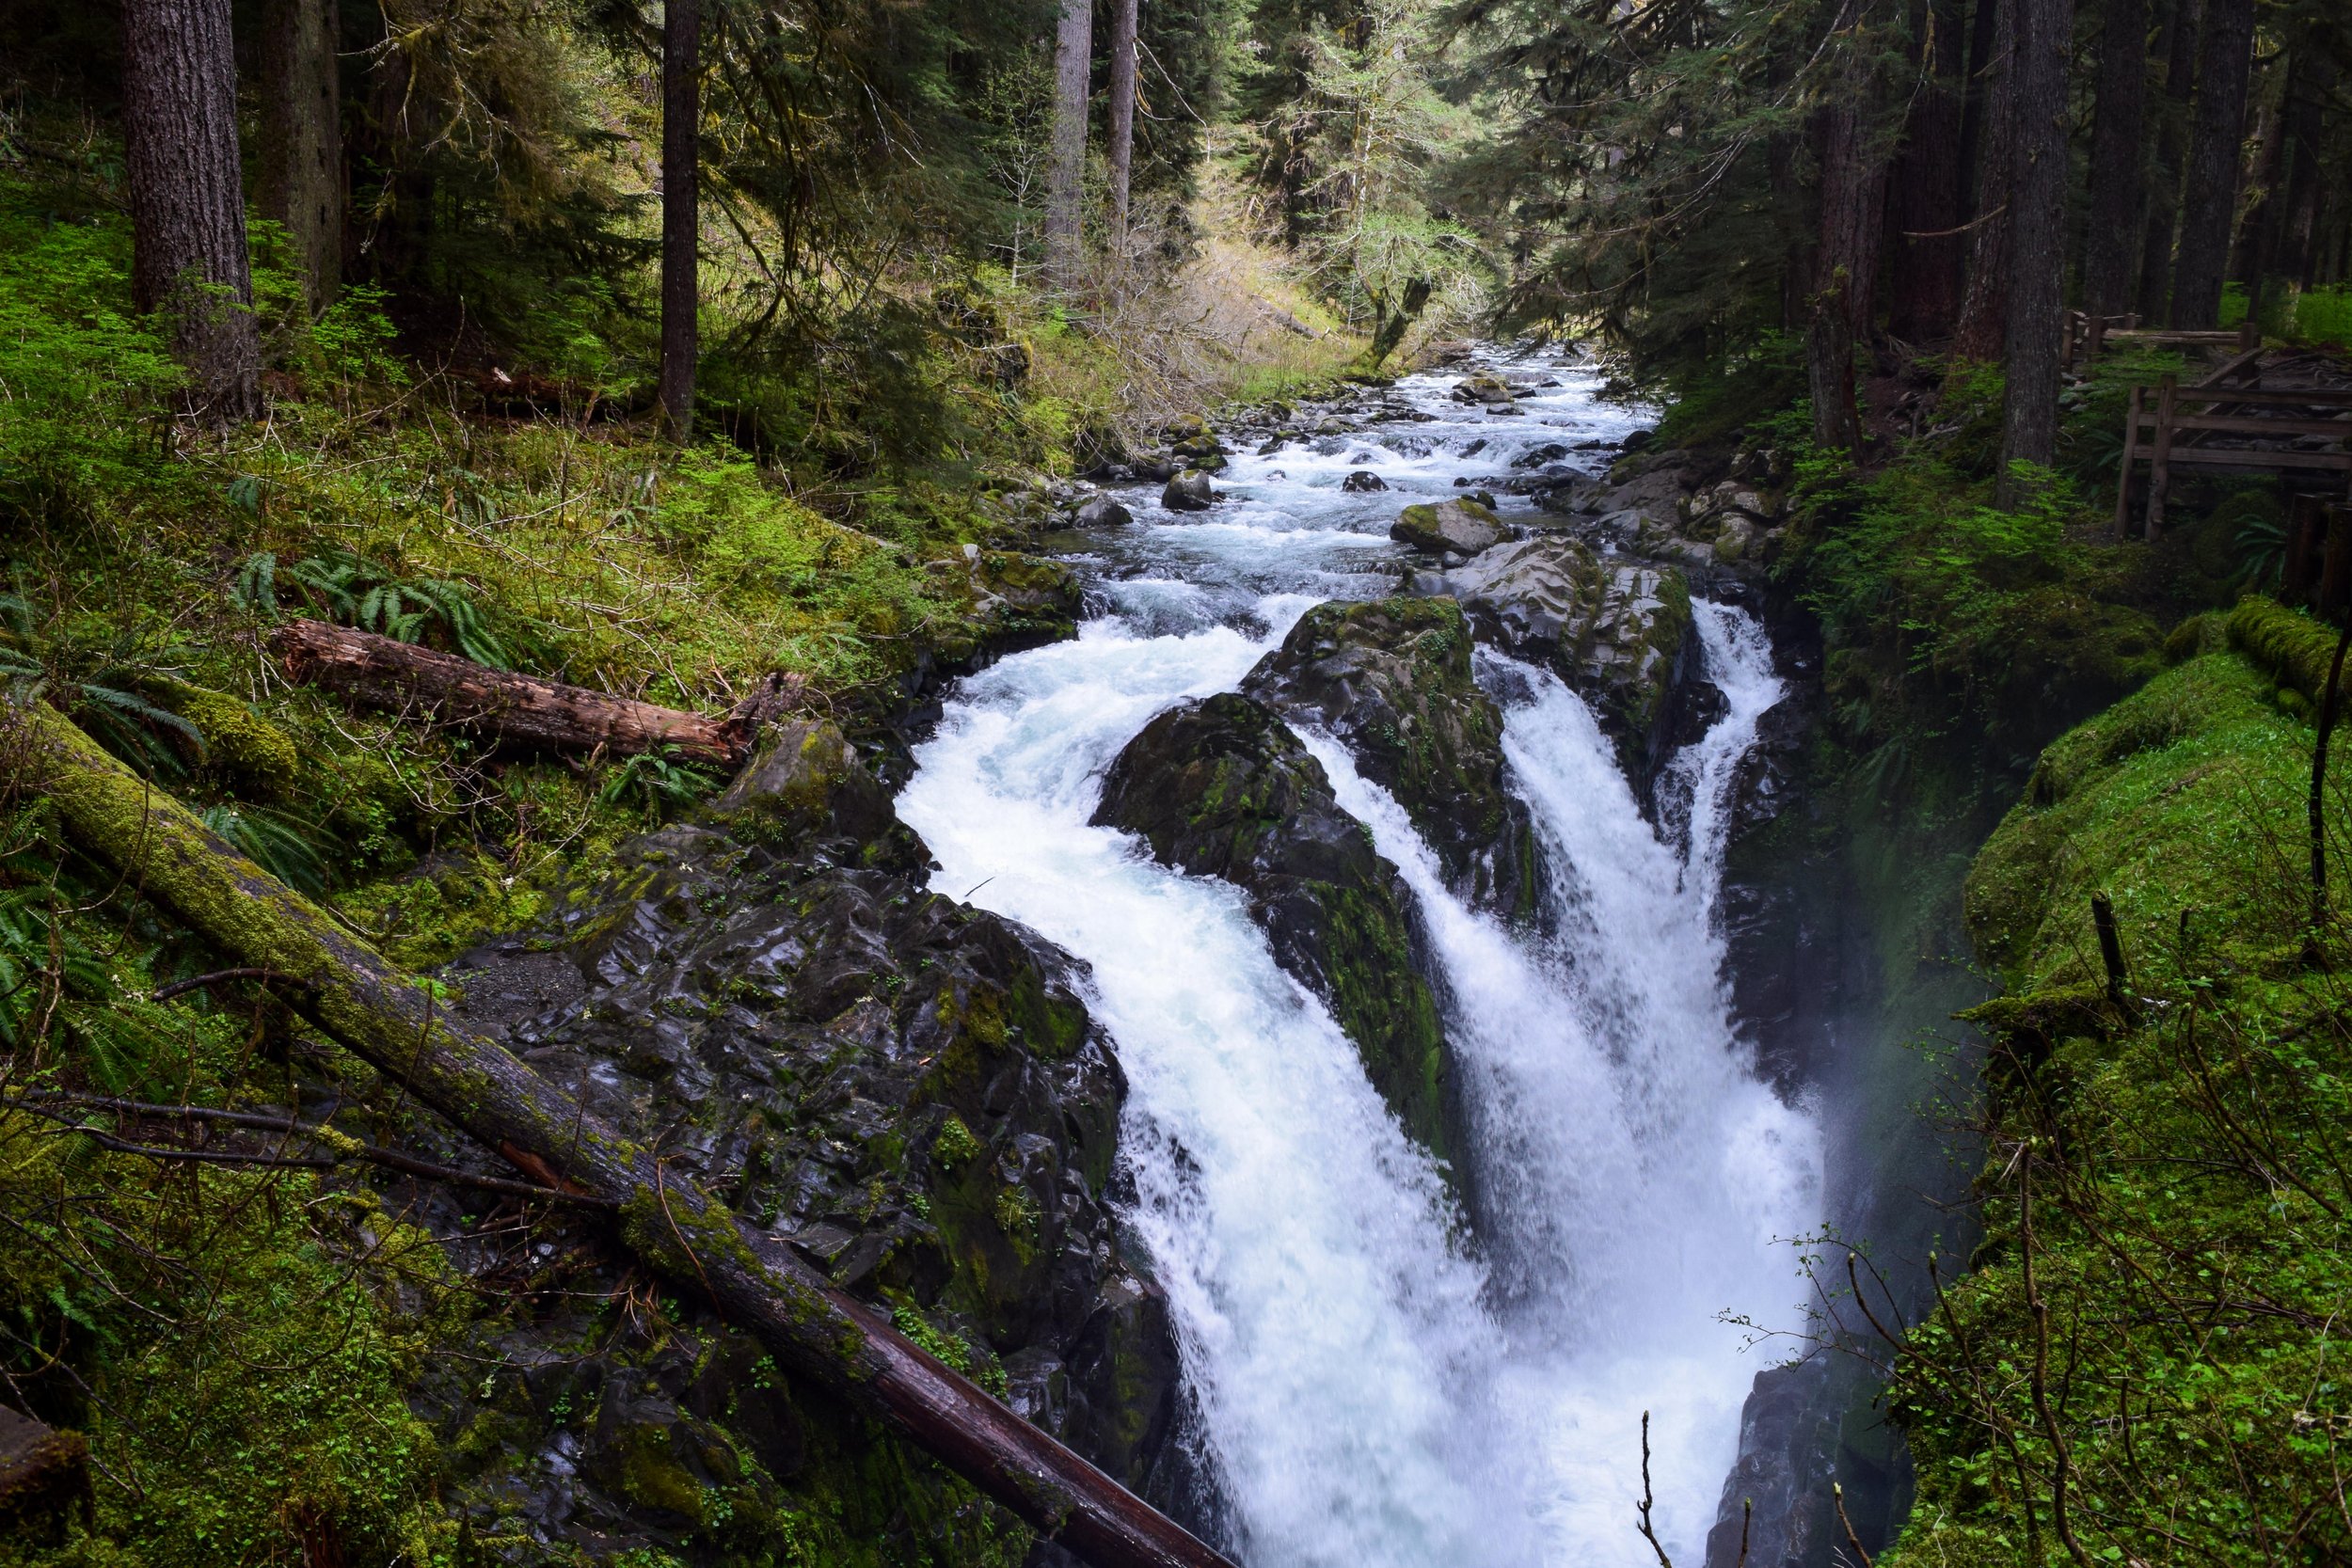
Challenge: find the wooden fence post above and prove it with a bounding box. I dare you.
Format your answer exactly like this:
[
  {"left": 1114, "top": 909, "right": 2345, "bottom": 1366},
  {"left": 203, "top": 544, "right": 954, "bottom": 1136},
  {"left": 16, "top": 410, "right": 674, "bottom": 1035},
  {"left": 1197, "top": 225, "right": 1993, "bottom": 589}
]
[
  {"left": 2285, "top": 494, "right": 2328, "bottom": 605},
  {"left": 2114, "top": 385, "right": 2143, "bottom": 538},
  {"left": 2147, "top": 374, "right": 2179, "bottom": 537},
  {"left": 2320, "top": 507, "right": 2352, "bottom": 620}
]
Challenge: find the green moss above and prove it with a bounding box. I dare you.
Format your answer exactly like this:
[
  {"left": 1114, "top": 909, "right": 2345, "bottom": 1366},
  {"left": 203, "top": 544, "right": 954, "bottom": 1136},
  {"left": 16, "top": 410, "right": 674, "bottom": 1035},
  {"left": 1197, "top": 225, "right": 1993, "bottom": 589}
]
[{"left": 930, "top": 1114, "right": 983, "bottom": 1170}]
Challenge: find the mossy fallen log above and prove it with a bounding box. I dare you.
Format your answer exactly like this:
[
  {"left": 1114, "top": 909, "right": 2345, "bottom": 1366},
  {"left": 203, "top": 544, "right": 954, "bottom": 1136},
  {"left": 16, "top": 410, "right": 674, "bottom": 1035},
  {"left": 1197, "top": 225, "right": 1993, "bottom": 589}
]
[
  {"left": 2227, "top": 595, "right": 2348, "bottom": 712},
  {"left": 271, "top": 617, "right": 791, "bottom": 765},
  {"left": 4, "top": 694, "right": 1233, "bottom": 1568}
]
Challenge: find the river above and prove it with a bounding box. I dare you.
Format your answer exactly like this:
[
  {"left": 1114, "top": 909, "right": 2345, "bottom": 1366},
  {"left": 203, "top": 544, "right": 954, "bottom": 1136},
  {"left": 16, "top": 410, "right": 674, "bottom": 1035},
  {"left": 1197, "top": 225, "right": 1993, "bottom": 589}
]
[{"left": 896, "top": 347, "right": 1823, "bottom": 1568}]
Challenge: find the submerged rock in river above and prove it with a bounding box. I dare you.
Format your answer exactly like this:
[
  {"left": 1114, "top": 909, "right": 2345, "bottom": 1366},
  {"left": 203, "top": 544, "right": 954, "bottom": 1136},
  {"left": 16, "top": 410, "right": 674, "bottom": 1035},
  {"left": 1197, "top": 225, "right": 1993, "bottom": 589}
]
[
  {"left": 1390, "top": 497, "right": 1502, "bottom": 556},
  {"left": 1092, "top": 692, "right": 1453, "bottom": 1163},
  {"left": 1242, "top": 597, "right": 1539, "bottom": 919},
  {"left": 1410, "top": 534, "right": 1699, "bottom": 788}
]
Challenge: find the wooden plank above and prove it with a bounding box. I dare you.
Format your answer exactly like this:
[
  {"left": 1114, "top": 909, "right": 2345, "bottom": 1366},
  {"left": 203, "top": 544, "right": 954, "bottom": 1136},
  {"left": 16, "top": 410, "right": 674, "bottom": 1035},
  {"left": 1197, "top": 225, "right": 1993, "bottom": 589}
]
[
  {"left": 2193, "top": 344, "right": 2268, "bottom": 388},
  {"left": 2129, "top": 413, "right": 2352, "bottom": 437},
  {"left": 2167, "top": 387, "right": 2352, "bottom": 408},
  {"left": 2114, "top": 384, "right": 2142, "bottom": 538},
  {"left": 2140, "top": 448, "right": 2352, "bottom": 470},
  {"left": 2103, "top": 329, "right": 2244, "bottom": 343},
  {"left": 2148, "top": 374, "right": 2178, "bottom": 536}
]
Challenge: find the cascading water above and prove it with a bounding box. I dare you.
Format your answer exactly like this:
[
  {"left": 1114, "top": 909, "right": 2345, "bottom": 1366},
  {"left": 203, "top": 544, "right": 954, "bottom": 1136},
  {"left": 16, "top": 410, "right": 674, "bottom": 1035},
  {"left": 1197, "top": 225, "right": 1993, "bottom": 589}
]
[{"left": 897, "top": 349, "right": 1821, "bottom": 1568}]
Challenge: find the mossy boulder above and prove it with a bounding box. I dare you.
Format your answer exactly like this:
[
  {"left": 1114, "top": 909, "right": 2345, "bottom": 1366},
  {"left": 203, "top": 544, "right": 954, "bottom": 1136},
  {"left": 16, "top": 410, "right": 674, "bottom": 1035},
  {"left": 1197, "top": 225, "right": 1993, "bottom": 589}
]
[
  {"left": 1390, "top": 498, "right": 1502, "bottom": 556},
  {"left": 1408, "top": 534, "right": 1698, "bottom": 787},
  {"left": 1964, "top": 650, "right": 2313, "bottom": 987},
  {"left": 1092, "top": 692, "right": 1454, "bottom": 1161},
  {"left": 708, "top": 717, "right": 928, "bottom": 873},
  {"left": 1242, "top": 597, "right": 1539, "bottom": 917}
]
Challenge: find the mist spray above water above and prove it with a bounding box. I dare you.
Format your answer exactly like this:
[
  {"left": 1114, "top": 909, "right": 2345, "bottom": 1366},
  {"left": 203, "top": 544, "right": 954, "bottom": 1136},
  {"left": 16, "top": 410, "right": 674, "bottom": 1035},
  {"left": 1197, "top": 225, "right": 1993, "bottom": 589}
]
[{"left": 898, "top": 353, "right": 1820, "bottom": 1568}]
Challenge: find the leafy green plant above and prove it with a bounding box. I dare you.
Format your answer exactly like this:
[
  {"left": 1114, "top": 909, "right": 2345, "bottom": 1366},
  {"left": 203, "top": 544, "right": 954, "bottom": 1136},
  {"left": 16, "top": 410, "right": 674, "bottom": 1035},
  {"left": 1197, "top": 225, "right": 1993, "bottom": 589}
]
[
  {"left": 596, "top": 747, "right": 720, "bottom": 823},
  {"left": 240, "top": 549, "right": 518, "bottom": 670},
  {"left": 199, "top": 803, "right": 333, "bottom": 895}
]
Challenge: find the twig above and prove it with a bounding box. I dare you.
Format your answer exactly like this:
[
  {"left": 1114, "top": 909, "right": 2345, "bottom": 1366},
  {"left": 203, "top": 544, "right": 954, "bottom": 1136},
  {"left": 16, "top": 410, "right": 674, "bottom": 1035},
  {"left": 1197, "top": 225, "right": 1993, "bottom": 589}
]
[
  {"left": 151, "top": 967, "right": 319, "bottom": 1003},
  {"left": 1637, "top": 1409, "right": 1676, "bottom": 1568},
  {"left": 1834, "top": 1482, "right": 1872, "bottom": 1567}
]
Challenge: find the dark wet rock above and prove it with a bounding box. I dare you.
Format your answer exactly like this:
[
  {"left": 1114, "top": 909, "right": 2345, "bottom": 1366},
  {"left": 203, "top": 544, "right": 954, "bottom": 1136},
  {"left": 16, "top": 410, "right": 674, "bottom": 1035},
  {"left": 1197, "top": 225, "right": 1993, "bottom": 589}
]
[
  {"left": 416, "top": 743, "right": 1184, "bottom": 1558},
  {"left": 1511, "top": 442, "right": 1571, "bottom": 469},
  {"left": 1129, "top": 453, "right": 1179, "bottom": 483},
  {"left": 1407, "top": 535, "right": 1699, "bottom": 787},
  {"left": 1092, "top": 694, "right": 1452, "bottom": 1159},
  {"left": 1162, "top": 470, "right": 1216, "bottom": 511},
  {"left": 1704, "top": 1360, "right": 1835, "bottom": 1568},
  {"left": 1072, "top": 495, "right": 1135, "bottom": 529},
  {"left": 1620, "top": 426, "right": 1655, "bottom": 452},
  {"left": 1256, "top": 435, "right": 1292, "bottom": 456},
  {"left": 1457, "top": 437, "right": 1487, "bottom": 459},
  {"left": 1390, "top": 498, "right": 1502, "bottom": 556},
  {"left": 1243, "top": 598, "right": 1538, "bottom": 917},
  {"left": 1342, "top": 469, "right": 1389, "bottom": 494}
]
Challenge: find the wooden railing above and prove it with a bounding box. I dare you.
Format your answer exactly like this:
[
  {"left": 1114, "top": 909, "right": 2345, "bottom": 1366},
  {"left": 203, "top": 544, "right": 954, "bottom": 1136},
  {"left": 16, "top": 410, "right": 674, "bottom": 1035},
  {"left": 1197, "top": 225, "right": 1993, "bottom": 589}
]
[{"left": 2112, "top": 371, "right": 2352, "bottom": 537}]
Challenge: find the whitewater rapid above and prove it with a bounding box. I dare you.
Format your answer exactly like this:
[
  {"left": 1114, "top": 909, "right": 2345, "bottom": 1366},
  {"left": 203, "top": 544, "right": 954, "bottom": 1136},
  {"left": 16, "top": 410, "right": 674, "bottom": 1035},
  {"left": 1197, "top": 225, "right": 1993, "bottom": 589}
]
[{"left": 897, "top": 350, "right": 1821, "bottom": 1568}]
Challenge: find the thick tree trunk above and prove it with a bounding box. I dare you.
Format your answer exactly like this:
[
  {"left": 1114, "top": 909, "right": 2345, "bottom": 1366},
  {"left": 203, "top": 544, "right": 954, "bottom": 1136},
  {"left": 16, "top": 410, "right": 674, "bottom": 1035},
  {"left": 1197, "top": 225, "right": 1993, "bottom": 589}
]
[
  {"left": 1106, "top": 0, "right": 1138, "bottom": 244},
  {"left": 1956, "top": 0, "right": 2002, "bottom": 213},
  {"left": 2230, "top": 81, "right": 2287, "bottom": 328},
  {"left": 1997, "top": 0, "right": 2076, "bottom": 499},
  {"left": 270, "top": 618, "right": 765, "bottom": 764},
  {"left": 2168, "top": 0, "right": 2255, "bottom": 327},
  {"left": 1885, "top": 0, "right": 1969, "bottom": 343},
  {"left": 2279, "top": 50, "right": 2335, "bottom": 288},
  {"left": 659, "top": 0, "right": 700, "bottom": 439},
  {"left": 4, "top": 695, "right": 1237, "bottom": 1568},
  {"left": 256, "top": 0, "right": 342, "bottom": 312},
  {"left": 1364, "top": 277, "right": 1432, "bottom": 369},
  {"left": 121, "top": 0, "right": 261, "bottom": 422},
  {"left": 1045, "top": 0, "right": 1094, "bottom": 284},
  {"left": 2079, "top": 0, "right": 2146, "bottom": 318},
  {"left": 2134, "top": 0, "right": 2201, "bottom": 319},
  {"left": 1953, "top": 0, "right": 2015, "bottom": 358},
  {"left": 1808, "top": 95, "right": 1890, "bottom": 454}
]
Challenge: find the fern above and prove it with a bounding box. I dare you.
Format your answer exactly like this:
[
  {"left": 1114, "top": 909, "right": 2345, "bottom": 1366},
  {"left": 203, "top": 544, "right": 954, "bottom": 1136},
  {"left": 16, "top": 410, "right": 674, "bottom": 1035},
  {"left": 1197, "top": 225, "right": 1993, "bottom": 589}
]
[{"left": 199, "top": 804, "right": 331, "bottom": 895}]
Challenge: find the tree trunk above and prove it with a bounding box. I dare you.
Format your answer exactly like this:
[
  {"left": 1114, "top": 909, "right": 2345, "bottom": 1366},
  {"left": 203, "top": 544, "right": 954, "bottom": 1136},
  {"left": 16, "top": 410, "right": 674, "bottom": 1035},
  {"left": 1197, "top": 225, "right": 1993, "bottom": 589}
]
[
  {"left": 1955, "top": 0, "right": 2003, "bottom": 214},
  {"left": 121, "top": 0, "right": 261, "bottom": 422},
  {"left": 1997, "top": 0, "right": 2076, "bottom": 499},
  {"left": 1953, "top": 0, "right": 2015, "bottom": 358},
  {"left": 1364, "top": 277, "right": 1432, "bottom": 369},
  {"left": 256, "top": 0, "right": 342, "bottom": 312},
  {"left": 659, "top": 0, "right": 700, "bottom": 440},
  {"left": 4, "top": 694, "right": 1237, "bottom": 1568},
  {"left": 1808, "top": 93, "right": 1890, "bottom": 454},
  {"left": 2134, "top": 0, "right": 2201, "bottom": 319},
  {"left": 1045, "top": 0, "right": 1094, "bottom": 284},
  {"left": 2079, "top": 0, "right": 2146, "bottom": 318},
  {"left": 270, "top": 618, "right": 770, "bottom": 764},
  {"left": 2230, "top": 78, "right": 2288, "bottom": 330},
  {"left": 1105, "top": 0, "right": 1138, "bottom": 244},
  {"left": 2168, "top": 0, "right": 2255, "bottom": 327},
  {"left": 1885, "top": 0, "right": 1969, "bottom": 343},
  {"left": 2279, "top": 48, "right": 2334, "bottom": 289}
]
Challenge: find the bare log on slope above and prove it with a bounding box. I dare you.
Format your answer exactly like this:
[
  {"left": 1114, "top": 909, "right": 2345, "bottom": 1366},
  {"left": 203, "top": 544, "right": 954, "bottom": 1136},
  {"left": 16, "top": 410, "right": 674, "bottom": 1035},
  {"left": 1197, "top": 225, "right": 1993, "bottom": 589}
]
[
  {"left": 270, "top": 618, "right": 793, "bottom": 766},
  {"left": 5, "top": 695, "right": 1234, "bottom": 1568}
]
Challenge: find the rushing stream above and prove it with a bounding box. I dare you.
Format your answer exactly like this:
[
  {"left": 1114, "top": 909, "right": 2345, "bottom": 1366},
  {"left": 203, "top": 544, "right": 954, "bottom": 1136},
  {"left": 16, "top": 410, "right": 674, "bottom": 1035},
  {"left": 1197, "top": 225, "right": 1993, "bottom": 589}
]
[{"left": 896, "top": 349, "right": 1824, "bottom": 1567}]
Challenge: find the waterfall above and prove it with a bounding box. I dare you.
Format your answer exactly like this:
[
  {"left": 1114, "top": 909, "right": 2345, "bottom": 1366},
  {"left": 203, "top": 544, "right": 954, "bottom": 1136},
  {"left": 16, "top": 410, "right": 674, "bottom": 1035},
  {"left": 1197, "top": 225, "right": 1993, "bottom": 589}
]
[{"left": 898, "top": 348, "right": 1820, "bottom": 1568}]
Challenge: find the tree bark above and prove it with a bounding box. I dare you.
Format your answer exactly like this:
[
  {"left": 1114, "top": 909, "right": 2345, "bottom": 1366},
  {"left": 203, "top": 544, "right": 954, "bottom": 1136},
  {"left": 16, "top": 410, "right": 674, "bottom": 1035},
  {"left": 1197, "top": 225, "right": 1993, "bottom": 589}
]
[
  {"left": 1045, "top": 0, "right": 1094, "bottom": 285},
  {"left": 270, "top": 618, "right": 767, "bottom": 764},
  {"left": 121, "top": 0, "right": 261, "bottom": 422},
  {"left": 1997, "top": 0, "right": 2076, "bottom": 499},
  {"left": 2134, "top": 0, "right": 2201, "bottom": 320},
  {"left": 1105, "top": 0, "right": 1139, "bottom": 244},
  {"left": 1953, "top": 0, "right": 2015, "bottom": 359},
  {"left": 1955, "top": 0, "right": 2003, "bottom": 214},
  {"left": 2279, "top": 48, "right": 2335, "bottom": 289},
  {"left": 2168, "top": 0, "right": 2255, "bottom": 327},
  {"left": 2078, "top": 0, "right": 2146, "bottom": 318},
  {"left": 659, "top": 0, "right": 700, "bottom": 440},
  {"left": 3, "top": 694, "right": 1237, "bottom": 1568},
  {"left": 256, "top": 0, "right": 342, "bottom": 312},
  {"left": 1364, "top": 277, "right": 1432, "bottom": 369},
  {"left": 2229, "top": 78, "right": 2287, "bottom": 329},
  {"left": 1885, "top": 0, "right": 1969, "bottom": 344},
  {"left": 1808, "top": 92, "right": 1890, "bottom": 455}
]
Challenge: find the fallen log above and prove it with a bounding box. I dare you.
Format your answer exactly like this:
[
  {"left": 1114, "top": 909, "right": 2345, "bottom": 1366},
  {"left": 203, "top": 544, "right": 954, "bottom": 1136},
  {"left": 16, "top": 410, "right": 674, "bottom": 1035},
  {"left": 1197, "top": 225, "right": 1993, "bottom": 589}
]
[
  {"left": 6, "top": 695, "right": 1234, "bottom": 1568},
  {"left": 269, "top": 618, "right": 795, "bottom": 766}
]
